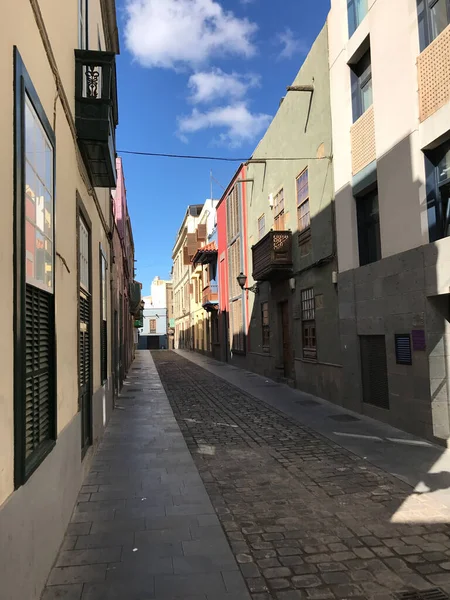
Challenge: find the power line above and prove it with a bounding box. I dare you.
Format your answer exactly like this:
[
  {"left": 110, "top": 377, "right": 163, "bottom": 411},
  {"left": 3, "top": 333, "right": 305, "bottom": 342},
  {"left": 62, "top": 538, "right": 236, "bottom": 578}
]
[
  {"left": 118, "top": 150, "right": 246, "bottom": 162},
  {"left": 117, "top": 149, "right": 332, "bottom": 163}
]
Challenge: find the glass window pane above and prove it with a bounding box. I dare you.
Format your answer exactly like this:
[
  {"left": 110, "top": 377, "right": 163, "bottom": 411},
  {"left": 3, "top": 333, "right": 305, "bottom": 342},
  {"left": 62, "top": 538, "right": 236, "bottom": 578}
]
[
  {"left": 45, "top": 239, "right": 53, "bottom": 290},
  {"left": 36, "top": 182, "right": 45, "bottom": 233},
  {"left": 26, "top": 222, "right": 35, "bottom": 280},
  {"left": 430, "top": 0, "right": 449, "bottom": 40},
  {"left": 35, "top": 230, "right": 46, "bottom": 285},
  {"left": 356, "top": 0, "right": 368, "bottom": 26},
  {"left": 25, "top": 95, "right": 54, "bottom": 292},
  {"left": 361, "top": 78, "right": 373, "bottom": 112},
  {"left": 438, "top": 148, "right": 450, "bottom": 185}
]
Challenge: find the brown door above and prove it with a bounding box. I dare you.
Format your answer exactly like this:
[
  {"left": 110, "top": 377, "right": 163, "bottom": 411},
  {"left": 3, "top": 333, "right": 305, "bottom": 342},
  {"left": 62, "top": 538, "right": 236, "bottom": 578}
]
[{"left": 280, "top": 301, "right": 293, "bottom": 378}]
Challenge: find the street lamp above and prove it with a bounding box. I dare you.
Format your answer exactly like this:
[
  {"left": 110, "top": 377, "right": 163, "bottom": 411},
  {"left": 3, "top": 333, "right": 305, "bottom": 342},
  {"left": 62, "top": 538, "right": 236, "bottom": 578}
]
[{"left": 237, "top": 272, "right": 259, "bottom": 294}]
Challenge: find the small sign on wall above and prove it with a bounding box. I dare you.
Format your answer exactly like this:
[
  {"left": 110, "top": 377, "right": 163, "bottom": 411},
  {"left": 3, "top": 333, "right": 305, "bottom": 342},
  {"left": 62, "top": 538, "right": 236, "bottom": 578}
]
[{"left": 412, "top": 329, "right": 426, "bottom": 351}]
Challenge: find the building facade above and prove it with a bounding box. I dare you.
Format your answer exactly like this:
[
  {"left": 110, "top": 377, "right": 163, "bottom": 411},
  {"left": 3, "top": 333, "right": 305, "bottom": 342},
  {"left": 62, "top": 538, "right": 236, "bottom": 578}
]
[
  {"left": 0, "top": 2, "right": 139, "bottom": 599},
  {"left": 172, "top": 204, "right": 203, "bottom": 349},
  {"left": 244, "top": 24, "right": 341, "bottom": 399},
  {"left": 189, "top": 200, "right": 219, "bottom": 356},
  {"left": 138, "top": 277, "right": 171, "bottom": 349},
  {"left": 166, "top": 280, "right": 175, "bottom": 349},
  {"left": 217, "top": 165, "right": 250, "bottom": 364},
  {"left": 330, "top": 0, "right": 450, "bottom": 443},
  {"left": 112, "top": 157, "right": 137, "bottom": 391}
]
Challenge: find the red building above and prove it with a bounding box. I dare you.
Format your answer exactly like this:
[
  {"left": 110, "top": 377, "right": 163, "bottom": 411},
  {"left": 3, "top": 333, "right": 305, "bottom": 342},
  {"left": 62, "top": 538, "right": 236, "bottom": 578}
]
[{"left": 217, "top": 164, "right": 250, "bottom": 363}]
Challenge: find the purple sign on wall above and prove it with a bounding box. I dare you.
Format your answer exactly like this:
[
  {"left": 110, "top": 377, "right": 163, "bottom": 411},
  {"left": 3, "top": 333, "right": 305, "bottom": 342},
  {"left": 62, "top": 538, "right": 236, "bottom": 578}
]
[{"left": 412, "top": 329, "right": 426, "bottom": 351}]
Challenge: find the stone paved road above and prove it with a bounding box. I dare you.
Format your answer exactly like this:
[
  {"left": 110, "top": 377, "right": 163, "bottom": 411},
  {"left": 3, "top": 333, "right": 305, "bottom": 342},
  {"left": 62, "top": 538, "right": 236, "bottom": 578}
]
[{"left": 152, "top": 351, "right": 450, "bottom": 600}]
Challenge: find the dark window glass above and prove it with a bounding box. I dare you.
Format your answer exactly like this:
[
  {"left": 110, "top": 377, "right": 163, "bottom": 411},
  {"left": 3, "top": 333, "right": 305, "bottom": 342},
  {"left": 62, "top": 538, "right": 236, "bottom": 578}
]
[
  {"left": 417, "top": 0, "right": 450, "bottom": 50},
  {"left": 351, "top": 50, "right": 372, "bottom": 122},
  {"left": 356, "top": 187, "right": 381, "bottom": 266},
  {"left": 425, "top": 141, "right": 450, "bottom": 240}
]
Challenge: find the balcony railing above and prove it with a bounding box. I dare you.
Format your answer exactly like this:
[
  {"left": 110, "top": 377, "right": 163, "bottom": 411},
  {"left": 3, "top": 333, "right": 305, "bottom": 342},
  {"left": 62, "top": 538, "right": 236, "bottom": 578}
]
[
  {"left": 202, "top": 283, "right": 219, "bottom": 310},
  {"left": 351, "top": 105, "right": 376, "bottom": 176},
  {"left": 252, "top": 231, "right": 293, "bottom": 282},
  {"left": 75, "top": 50, "right": 118, "bottom": 188},
  {"left": 418, "top": 24, "right": 450, "bottom": 123}
]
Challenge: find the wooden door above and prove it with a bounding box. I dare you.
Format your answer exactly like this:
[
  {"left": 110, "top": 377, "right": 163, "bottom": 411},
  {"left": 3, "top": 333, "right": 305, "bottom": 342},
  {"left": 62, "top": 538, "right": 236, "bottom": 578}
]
[{"left": 280, "top": 301, "right": 293, "bottom": 378}]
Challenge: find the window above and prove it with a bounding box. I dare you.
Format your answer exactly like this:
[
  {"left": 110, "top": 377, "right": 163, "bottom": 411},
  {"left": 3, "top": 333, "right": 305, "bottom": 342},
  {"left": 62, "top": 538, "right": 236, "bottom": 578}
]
[
  {"left": 100, "top": 248, "right": 107, "bottom": 384},
  {"left": 301, "top": 288, "right": 316, "bottom": 360},
  {"left": 78, "top": 0, "right": 88, "bottom": 50},
  {"left": 150, "top": 319, "right": 157, "bottom": 334},
  {"left": 258, "top": 214, "right": 266, "bottom": 240},
  {"left": 351, "top": 49, "right": 372, "bottom": 123},
  {"left": 261, "top": 302, "right": 270, "bottom": 351},
  {"left": 356, "top": 187, "right": 381, "bottom": 266},
  {"left": 297, "top": 169, "right": 311, "bottom": 246},
  {"left": 274, "top": 189, "right": 285, "bottom": 231},
  {"left": 417, "top": 0, "right": 450, "bottom": 51},
  {"left": 14, "top": 49, "right": 56, "bottom": 485},
  {"left": 348, "top": 0, "right": 368, "bottom": 37},
  {"left": 425, "top": 141, "right": 450, "bottom": 241}
]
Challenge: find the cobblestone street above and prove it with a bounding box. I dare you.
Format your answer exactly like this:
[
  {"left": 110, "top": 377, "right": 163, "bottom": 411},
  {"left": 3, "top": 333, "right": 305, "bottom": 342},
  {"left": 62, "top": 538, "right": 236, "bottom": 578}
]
[{"left": 153, "top": 351, "right": 450, "bottom": 600}]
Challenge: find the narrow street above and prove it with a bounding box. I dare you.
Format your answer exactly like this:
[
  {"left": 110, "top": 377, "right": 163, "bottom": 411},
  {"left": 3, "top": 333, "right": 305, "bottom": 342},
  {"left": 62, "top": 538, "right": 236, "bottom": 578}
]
[
  {"left": 152, "top": 351, "right": 450, "bottom": 600},
  {"left": 41, "top": 350, "right": 450, "bottom": 600}
]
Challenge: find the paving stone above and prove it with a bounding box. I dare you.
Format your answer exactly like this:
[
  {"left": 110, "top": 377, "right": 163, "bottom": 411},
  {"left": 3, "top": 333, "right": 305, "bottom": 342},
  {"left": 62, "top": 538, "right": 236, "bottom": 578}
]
[
  {"left": 240, "top": 563, "right": 261, "bottom": 578},
  {"left": 292, "top": 575, "right": 322, "bottom": 588},
  {"left": 55, "top": 548, "right": 122, "bottom": 567},
  {"left": 47, "top": 565, "right": 107, "bottom": 586},
  {"left": 280, "top": 556, "right": 304, "bottom": 567},
  {"left": 331, "top": 583, "right": 363, "bottom": 598},
  {"left": 293, "top": 565, "right": 318, "bottom": 575},
  {"left": 269, "top": 578, "right": 291, "bottom": 590},
  {"left": 263, "top": 567, "right": 291, "bottom": 579},
  {"left": 41, "top": 585, "right": 83, "bottom": 600},
  {"left": 322, "top": 572, "right": 351, "bottom": 584}
]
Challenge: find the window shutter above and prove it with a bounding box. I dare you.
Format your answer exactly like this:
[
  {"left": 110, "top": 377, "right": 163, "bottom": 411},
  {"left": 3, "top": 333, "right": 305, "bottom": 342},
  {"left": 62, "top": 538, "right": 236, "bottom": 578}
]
[
  {"left": 197, "top": 224, "right": 207, "bottom": 241},
  {"left": 79, "top": 292, "right": 90, "bottom": 391},
  {"left": 187, "top": 233, "right": 198, "bottom": 257},
  {"left": 25, "top": 284, "right": 54, "bottom": 460},
  {"left": 395, "top": 334, "right": 412, "bottom": 365},
  {"left": 101, "top": 320, "right": 107, "bottom": 382},
  {"left": 183, "top": 246, "right": 190, "bottom": 265}
]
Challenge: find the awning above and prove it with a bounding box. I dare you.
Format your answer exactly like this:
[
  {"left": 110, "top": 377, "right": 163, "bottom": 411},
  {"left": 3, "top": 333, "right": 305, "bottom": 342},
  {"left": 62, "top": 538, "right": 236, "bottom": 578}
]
[{"left": 192, "top": 242, "right": 218, "bottom": 266}]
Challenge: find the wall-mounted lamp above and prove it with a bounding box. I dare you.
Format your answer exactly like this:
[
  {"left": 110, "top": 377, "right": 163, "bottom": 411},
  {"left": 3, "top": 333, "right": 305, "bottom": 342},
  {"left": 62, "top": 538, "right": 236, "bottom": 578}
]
[
  {"left": 237, "top": 272, "right": 259, "bottom": 294},
  {"left": 289, "top": 277, "right": 296, "bottom": 292}
]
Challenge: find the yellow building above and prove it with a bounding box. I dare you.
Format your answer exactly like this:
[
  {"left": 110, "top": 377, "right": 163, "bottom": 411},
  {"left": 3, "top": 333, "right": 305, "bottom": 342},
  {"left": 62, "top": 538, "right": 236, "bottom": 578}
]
[{"left": 0, "top": 2, "right": 127, "bottom": 599}]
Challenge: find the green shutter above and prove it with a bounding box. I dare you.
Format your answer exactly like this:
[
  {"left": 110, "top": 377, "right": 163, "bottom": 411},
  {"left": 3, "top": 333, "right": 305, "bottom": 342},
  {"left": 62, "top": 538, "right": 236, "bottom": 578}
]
[{"left": 25, "top": 284, "right": 54, "bottom": 461}]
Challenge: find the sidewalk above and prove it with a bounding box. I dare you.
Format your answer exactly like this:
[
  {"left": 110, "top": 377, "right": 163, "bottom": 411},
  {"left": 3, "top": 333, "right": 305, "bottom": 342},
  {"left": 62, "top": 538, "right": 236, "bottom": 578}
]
[
  {"left": 42, "top": 351, "right": 250, "bottom": 600},
  {"left": 176, "top": 349, "right": 450, "bottom": 512}
]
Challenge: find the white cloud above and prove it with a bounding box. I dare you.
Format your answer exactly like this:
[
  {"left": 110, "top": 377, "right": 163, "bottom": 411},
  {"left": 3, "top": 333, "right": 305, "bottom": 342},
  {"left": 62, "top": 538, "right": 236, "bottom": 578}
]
[
  {"left": 188, "top": 69, "right": 260, "bottom": 104},
  {"left": 178, "top": 102, "right": 272, "bottom": 147},
  {"left": 124, "top": 0, "right": 258, "bottom": 69},
  {"left": 276, "top": 28, "right": 309, "bottom": 60}
]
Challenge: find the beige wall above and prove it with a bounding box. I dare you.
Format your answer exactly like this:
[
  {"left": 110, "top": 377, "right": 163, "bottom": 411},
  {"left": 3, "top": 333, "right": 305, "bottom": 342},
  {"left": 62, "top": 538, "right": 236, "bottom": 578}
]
[
  {"left": 329, "top": 0, "right": 428, "bottom": 273},
  {"left": 0, "top": 0, "right": 114, "bottom": 513}
]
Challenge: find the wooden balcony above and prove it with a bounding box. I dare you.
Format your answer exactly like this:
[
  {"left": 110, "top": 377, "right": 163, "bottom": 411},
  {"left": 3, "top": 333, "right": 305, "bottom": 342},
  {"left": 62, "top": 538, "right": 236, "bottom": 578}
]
[
  {"left": 418, "top": 24, "right": 450, "bottom": 123},
  {"left": 75, "top": 50, "right": 118, "bottom": 187},
  {"left": 202, "top": 283, "right": 219, "bottom": 311},
  {"left": 351, "top": 105, "right": 375, "bottom": 176},
  {"left": 252, "top": 231, "right": 293, "bottom": 282}
]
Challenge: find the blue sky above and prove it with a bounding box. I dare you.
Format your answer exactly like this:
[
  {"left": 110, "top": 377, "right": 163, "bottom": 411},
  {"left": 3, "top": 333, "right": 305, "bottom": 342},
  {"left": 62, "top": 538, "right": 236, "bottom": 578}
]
[{"left": 115, "top": 0, "right": 331, "bottom": 293}]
